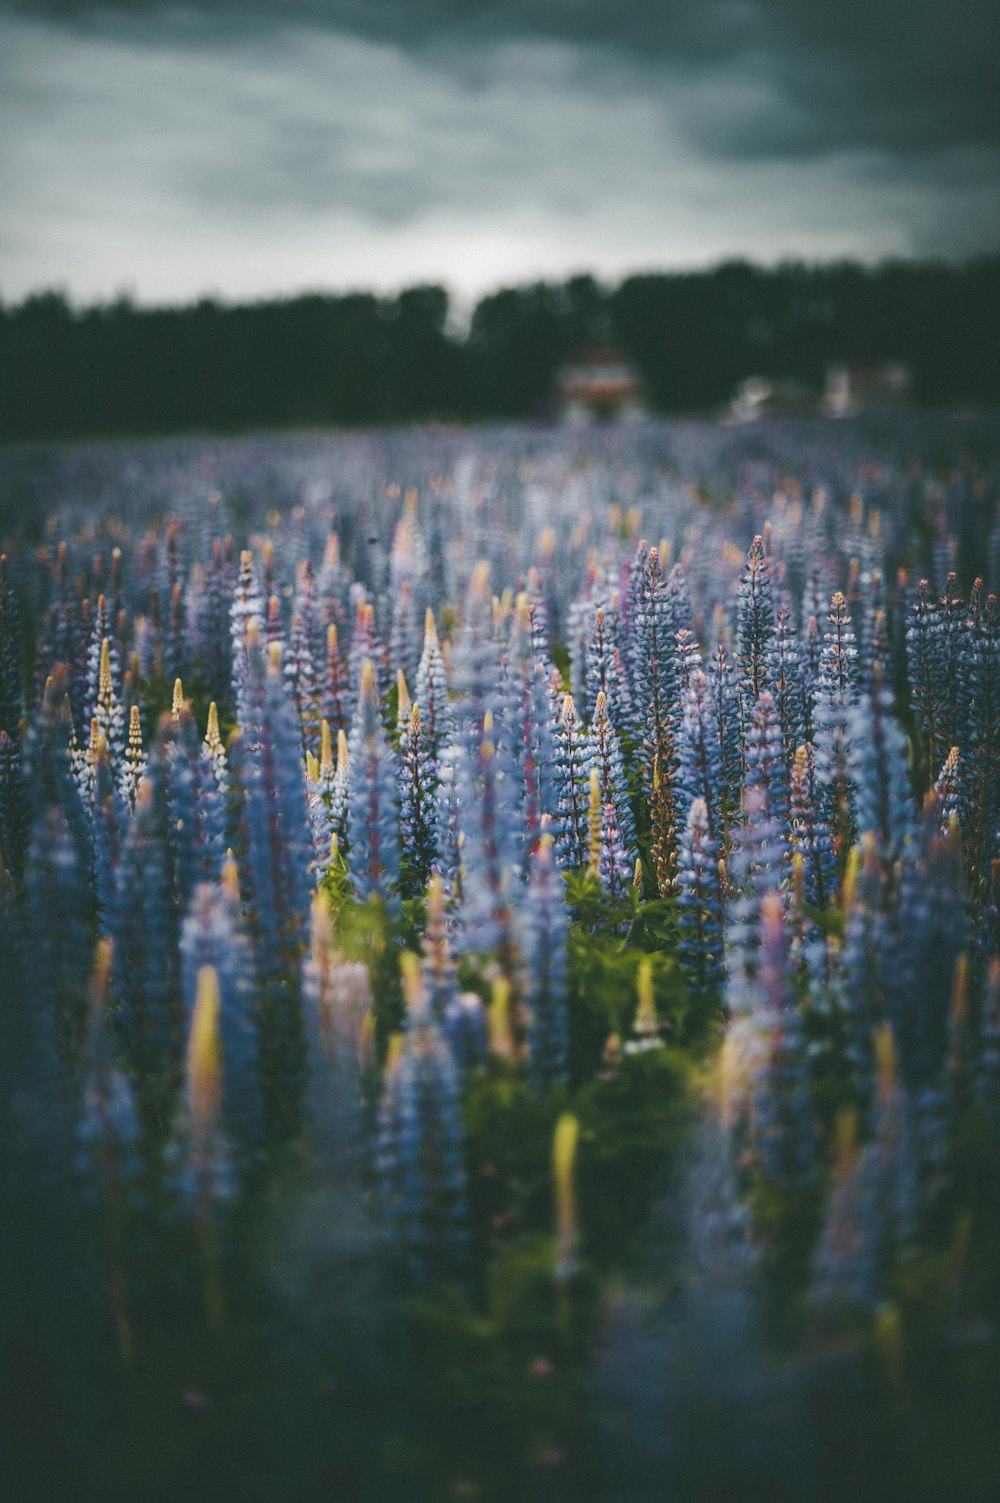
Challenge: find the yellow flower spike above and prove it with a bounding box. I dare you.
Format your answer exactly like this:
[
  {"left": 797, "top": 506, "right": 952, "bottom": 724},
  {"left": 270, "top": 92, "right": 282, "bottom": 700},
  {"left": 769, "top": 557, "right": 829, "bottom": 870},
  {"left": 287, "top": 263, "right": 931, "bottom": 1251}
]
[
  {"left": 222, "top": 850, "right": 240, "bottom": 902},
  {"left": 384, "top": 1030, "right": 405, "bottom": 1079},
  {"left": 593, "top": 688, "right": 608, "bottom": 721},
  {"left": 470, "top": 559, "right": 491, "bottom": 602},
  {"left": 90, "top": 936, "right": 113, "bottom": 1008},
  {"left": 849, "top": 492, "right": 864, "bottom": 525},
  {"left": 553, "top": 1112, "right": 580, "bottom": 1280},
  {"left": 98, "top": 637, "right": 112, "bottom": 700},
  {"left": 841, "top": 842, "right": 862, "bottom": 910},
  {"left": 327, "top": 621, "right": 339, "bottom": 656},
  {"left": 587, "top": 768, "right": 602, "bottom": 879},
  {"left": 634, "top": 958, "right": 657, "bottom": 1039},
  {"left": 869, "top": 507, "right": 881, "bottom": 538},
  {"left": 658, "top": 538, "right": 670, "bottom": 572},
  {"left": 336, "top": 728, "right": 349, "bottom": 777},
  {"left": 514, "top": 591, "right": 531, "bottom": 631},
  {"left": 399, "top": 950, "right": 424, "bottom": 1015},
  {"left": 423, "top": 607, "right": 439, "bottom": 651},
  {"left": 396, "top": 670, "right": 411, "bottom": 722},
  {"left": 172, "top": 677, "right": 184, "bottom": 719},
  {"left": 632, "top": 857, "right": 643, "bottom": 891},
  {"left": 405, "top": 485, "right": 419, "bottom": 518},
  {"left": 320, "top": 719, "right": 333, "bottom": 772},
  {"left": 267, "top": 640, "right": 282, "bottom": 674},
  {"left": 329, "top": 831, "right": 340, "bottom": 865},
  {"left": 324, "top": 533, "right": 340, "bottom": 568},
  {"left": 791, "top": 850, "right": 806, "bottom": 907},
  {"left": 483, "top": 708, "right": 494, "bottom": 736},
  {"left": 538, "top": 527, "right": 555, "bottom": 562},
  {"left": 359, "top": 657, "right": 376, "bottom": 698},
  {"left": 873, "top": 1022, "right": 897, "bottom": 1101},
  {"left": 88, "top": 715, "right": 102, "bottom": 756},
  {"left": 626, "top": 505, "right": 641, "bottom": 536},
  {"left": 489, "top": 976, "right": 515, "bottom": 1059},
  {"left": 206, "top": 702, "right": 222, "bottom": 754},
  {"left": 187, "top": 966, "right": 222, "bottom": 1135},
  {"left": 305, "top": 750, "right": 319, "bottom": 783}
]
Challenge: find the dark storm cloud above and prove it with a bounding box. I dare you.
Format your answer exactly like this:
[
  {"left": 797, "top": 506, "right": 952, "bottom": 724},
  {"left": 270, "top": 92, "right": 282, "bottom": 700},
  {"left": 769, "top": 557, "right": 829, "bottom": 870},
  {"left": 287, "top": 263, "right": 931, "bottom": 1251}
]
[
  {"left": 6, "top": 0, "right": 999, "bottom": 161},
  {"left": 1, "top": 1, "right": 997, "bottom": 303}
]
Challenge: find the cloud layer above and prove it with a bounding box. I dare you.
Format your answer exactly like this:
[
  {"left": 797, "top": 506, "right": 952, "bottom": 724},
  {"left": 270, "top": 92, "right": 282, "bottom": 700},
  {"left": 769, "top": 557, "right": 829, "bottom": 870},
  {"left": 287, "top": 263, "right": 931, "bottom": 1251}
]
[{"left": 1, "top": 3, "right": 997, "bottom": 304}]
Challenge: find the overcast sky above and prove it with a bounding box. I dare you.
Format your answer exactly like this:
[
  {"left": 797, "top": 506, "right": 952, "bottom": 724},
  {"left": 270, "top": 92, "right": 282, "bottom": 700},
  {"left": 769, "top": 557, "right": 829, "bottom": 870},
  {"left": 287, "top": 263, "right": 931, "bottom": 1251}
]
[{"left": 1, "top": 1, "right": 998, "bottom": 307}]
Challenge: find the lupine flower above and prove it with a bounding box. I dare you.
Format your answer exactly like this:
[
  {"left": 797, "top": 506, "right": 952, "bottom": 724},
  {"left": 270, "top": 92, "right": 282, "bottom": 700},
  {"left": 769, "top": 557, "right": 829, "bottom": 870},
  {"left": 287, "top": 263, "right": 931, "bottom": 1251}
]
[
  {"left": 519, "top": 836, "right": 570, "bottom": 1090},
  {"left": 376, "top": 954, "right": 469, "bottom": 1287},
  {"left": 677, "top": 797, "right": 726, "bottom": 998},
  {"left": 346, "top": 658, "right": 400, "bottom": 903}
]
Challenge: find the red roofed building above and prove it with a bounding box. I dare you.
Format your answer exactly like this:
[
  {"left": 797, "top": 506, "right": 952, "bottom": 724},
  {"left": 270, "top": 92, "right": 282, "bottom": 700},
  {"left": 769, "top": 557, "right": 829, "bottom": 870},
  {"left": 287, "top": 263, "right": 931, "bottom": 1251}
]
[{"left": 559, "top": 345, "right": 645, "bottom": 424}]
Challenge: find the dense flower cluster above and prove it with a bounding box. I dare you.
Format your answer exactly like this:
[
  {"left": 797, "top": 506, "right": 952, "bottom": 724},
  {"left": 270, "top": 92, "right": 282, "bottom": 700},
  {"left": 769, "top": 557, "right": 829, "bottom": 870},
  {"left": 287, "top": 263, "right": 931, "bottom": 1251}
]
[{"left": 2, "top": 420, "right": 1000, "bottom": 1468}]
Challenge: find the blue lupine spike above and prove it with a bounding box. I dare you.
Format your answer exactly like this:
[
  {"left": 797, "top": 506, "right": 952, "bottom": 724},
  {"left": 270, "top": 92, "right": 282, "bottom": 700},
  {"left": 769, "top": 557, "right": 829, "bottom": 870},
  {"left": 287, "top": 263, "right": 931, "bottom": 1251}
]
[
  {"left": 631, "top": 545, "right": 682, "bottom": 893},
  {"left": 526, "top": 566, "right": 553, "bottom": 669},
  {"left": 321, "top": 620, "right": 350, "bottom": 737},
  {"left": 735, "top": 534, "right": 774, "bottom": 721},
  {"left": 905, "top": 576, "right": 946, "bottom": 784},
  {"left": 433, "top": 741, "right": 463, "bottom": 906},
  {"left": 346, "top": 657, "right": 400, "bottom": 903},
  {"left": 415, "top": 607, "right": 454, "bottom": 760},
  {"left": 707, "top": 641, "right": 742, "bottom": 828},
  {"left": 234, "top": 641, "right": 313, "bottom": 1138},
  {"left": 743, "top": 691, "right": 791, "bottom": 854},
  {"left": 765, "top": 602, "right": 807, "bottom": 775},
  {"left": 162, "top": 699, "right": 227, "bottom": 905},
  {"left": 677, "top": 796, "right": 726, "bottom": 998},
  {"left": 789, "top": 744, "right": 836, "bottom": 910},
  {"left": 587, "top": 689, "right": 636, "bottom": 867},
  {"left": 553, "top": 693, "right": 591, "bottom": 869},
  {"left": 375, "top": 960, "right": 469, "bottom": 1287},
  {"left": 813, "top": 591, "right": 860, "bottom": 859},
  {"left": 847, "top": 665, "right": 917, "bottom": 864},
  {"left": 678, "top": 668, "right": 725, "bottom": 843},
  {"left": 519, "top": 837, "right": 570, "bottom": 1091},
  {"left": 586, "top": 603, "right": 633, "bottom": 740},
  {"left": 456, "top": 734, "right": 521, "bottom": 965},
  {"left": 181, "top": 875, "right": 262, "bottom": 1157},
  {"left": 348, "top": 594, "right": 388, "bottom": 720},
  {"left": 598, "top": 797, "right": 632, "bottom": 903},
  {"left": 111, "top": 760, "right": 184, "bottom": 1131},
  {"left": 888, "top": 799, "right": 967, "bottom": 1096},
  {"left": 389, "top": 579, "right": 420, "bottom": 688},
  {"left": 726, "top": 781, "right": 790, "bottom": 1017},
  {"left": 230, "top": 549, "right": 265, "bottom": 726},
  {"left": 855, "top": 568, "right": 887, "bottom": 692},
  {"left": 199, "top": 537, "right": 236, "bottom": 701},
  {"left": 959, "top": 587, "right": 1000, "bottom": 881},
  {"left": 935, "top": 572, "right": 967, "bottom": 768},
  {"left": 90, "top": 733, "right": 128, "bottom": 934},
  {"left": 285, "top": 610, "right": 321, "bottom": 755},
  {"left": 449, "top": 560, "right": 497, "bottom": 749},
  {"left": 398, "top": 685, "right": 438, "bottom": 898}
]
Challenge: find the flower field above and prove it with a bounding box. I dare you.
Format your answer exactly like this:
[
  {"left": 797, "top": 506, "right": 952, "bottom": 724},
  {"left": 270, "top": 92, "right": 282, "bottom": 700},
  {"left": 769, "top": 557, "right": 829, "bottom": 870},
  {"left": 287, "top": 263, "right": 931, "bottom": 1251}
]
[{"left": 2, "top": 416, "right": 1000, "bottom": 1501}]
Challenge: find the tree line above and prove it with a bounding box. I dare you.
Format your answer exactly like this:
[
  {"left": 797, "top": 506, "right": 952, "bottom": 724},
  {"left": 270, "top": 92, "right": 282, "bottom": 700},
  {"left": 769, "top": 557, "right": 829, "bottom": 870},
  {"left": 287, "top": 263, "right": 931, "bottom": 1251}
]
[{"left": 1, "top": 256, "right": 997, "bottom": 440}]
